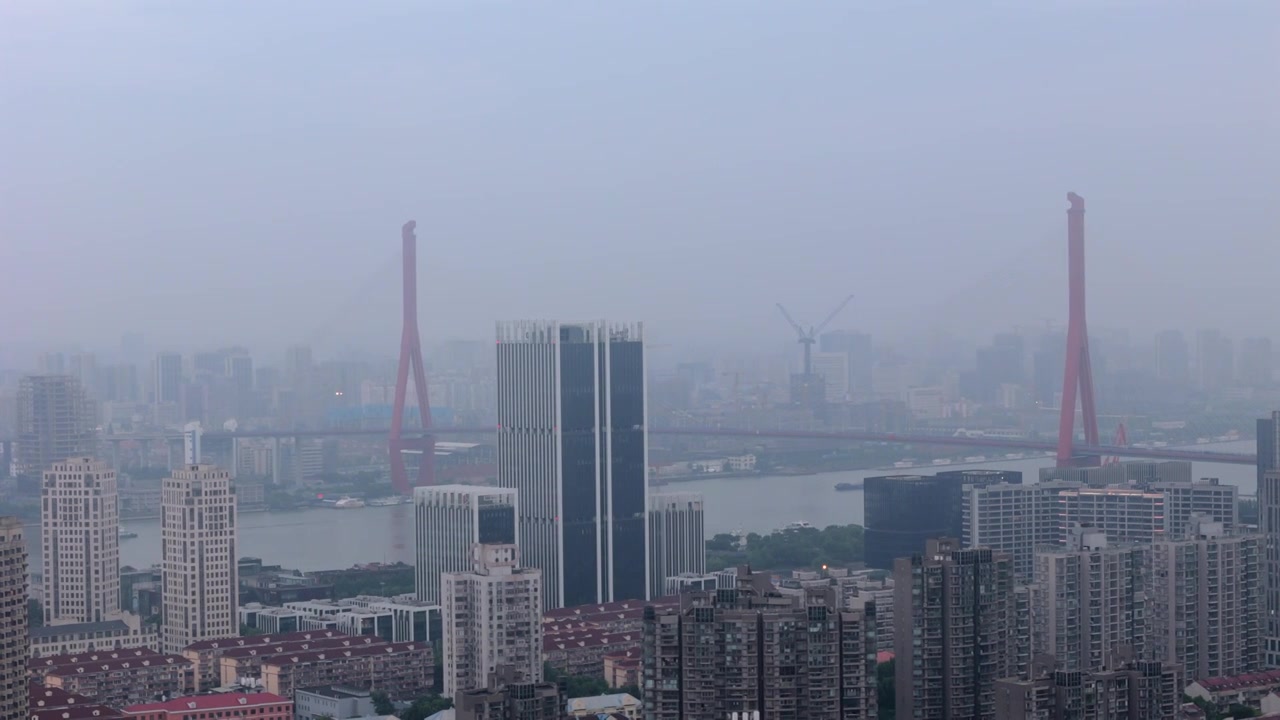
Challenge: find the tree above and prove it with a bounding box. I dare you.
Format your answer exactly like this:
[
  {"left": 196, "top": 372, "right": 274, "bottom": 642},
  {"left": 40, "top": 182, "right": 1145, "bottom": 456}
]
[
  {"left": 399, "top": 695, "right": 453, "bottom": 720},
  {"left": 240, "top": 623, "right": 264, "bottom": 636},
  {"left": 876, "top": 660, "right": 895, "bottom": 720},
  {"left": 707, "top": 524, "right": 865, "bottom": 573},
  {"left": 371, "top": 691, "right": 395, "bottom": 716}
]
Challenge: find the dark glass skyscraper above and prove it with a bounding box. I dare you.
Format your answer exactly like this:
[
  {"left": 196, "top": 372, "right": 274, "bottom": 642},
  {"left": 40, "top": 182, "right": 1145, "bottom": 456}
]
[
  {"left": 496, "top": 321, "right": 648, "bottom": 609},
  {"left": 864, "top": 474, "right": 950, "bottom": 570}
]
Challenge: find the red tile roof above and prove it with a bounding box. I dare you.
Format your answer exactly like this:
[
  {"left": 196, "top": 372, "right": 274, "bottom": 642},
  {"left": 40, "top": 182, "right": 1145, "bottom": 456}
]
[
  {"left": 1197, "top": 669, "right": 1280, "bottom": 692},
  {"left": 123, "top": 693, "right": 290, "bottom": 714},
  {"left": 259, "top": 641, "right": 426, "bottom": 667},
  {"left": 31, "top": 649, "right": 166, "bottom": 671},
  {"left": 543, "top": 631, "right": 641, "bottom": 653},
  {"left": 182, "top": 630, "right": 345, "bottom": 652},
  {"left": 542, "top": 597, "right": 678, "bottom": 621},
  {"left": 219, "top": 635, "right": 378, "bottom": 659},
  {"left": 28, "top": 681, "right": 126, "bottom": 720}
]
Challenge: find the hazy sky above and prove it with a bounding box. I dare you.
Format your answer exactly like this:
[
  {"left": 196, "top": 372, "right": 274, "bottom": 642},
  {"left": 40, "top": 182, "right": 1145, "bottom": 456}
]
[{"left": 3, "top": 2, "right": 1277, "bottom": 363}]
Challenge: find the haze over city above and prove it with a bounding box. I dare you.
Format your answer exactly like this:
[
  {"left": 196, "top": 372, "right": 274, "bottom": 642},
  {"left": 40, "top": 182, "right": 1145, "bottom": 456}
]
[
  {"left": 7, "top": 4, "right": 1280, "bottom": 720},
  {"left": 4, "top": 2, "right": 1278, "bottom": 361}
]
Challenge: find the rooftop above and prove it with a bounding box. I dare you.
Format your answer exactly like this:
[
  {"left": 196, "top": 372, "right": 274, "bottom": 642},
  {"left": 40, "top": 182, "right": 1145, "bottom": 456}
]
[
  {"left": 544, "top": 631, "right": 640, "bottom": 654},
  {"left": 565, "top": 694, "right": 640, "bottom": 713},
  {"left": 296, "top": 686, "right": 372, "bottom": 700},
  {"left": 543, "top": 597, "right": 676, "bottom": 622},
  {"left": 1196, "top": 669, "right": 1280, "bottom": 692},
  {"left": 221, "top": 636, "right": 378, "bottom": 660},
  {"left": 123, "top": 693, "right": 290, "bottom": 714},
  {"left": 31, "top": 620, "right": 132, "bottom": 640},
  {"left": 31, "top": 648, "right": 167, "bottom": 671},
  {"left": 183, "top": 629, "right": 345, "bottom": 652},
  {"left": 260, "top": 641, "right": 425, "bottom": 668}
]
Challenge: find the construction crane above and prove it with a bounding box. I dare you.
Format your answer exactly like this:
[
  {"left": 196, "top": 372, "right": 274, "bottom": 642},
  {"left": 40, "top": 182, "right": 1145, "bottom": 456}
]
[{"left": 776, "top": 294, "right": 855, "bottom": 375}]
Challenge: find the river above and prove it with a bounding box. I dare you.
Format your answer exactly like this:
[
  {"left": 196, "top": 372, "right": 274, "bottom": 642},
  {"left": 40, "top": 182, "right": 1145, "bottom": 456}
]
[{"left": 24, "top": 441, "right": 1258, "bottom": 572}]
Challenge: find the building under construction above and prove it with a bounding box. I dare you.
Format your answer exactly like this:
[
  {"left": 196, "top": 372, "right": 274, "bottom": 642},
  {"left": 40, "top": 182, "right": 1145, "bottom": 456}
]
[{"left": 15, "top": 374, "right": 96, "bottom": 477}]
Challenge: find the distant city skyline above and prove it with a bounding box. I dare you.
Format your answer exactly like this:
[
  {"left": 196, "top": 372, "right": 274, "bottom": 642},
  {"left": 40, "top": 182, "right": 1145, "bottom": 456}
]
[{"left": 3, "top": 4, "right": 1278, "bottom": 356}]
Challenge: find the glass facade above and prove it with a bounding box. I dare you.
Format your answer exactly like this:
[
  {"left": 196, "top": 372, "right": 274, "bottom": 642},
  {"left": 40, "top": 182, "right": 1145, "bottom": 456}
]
[{"left": 864, "top": 475, "right": 951, "bottom": 570}]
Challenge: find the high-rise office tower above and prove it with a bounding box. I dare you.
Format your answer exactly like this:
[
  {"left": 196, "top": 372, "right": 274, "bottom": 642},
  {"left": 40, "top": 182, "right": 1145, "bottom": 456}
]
[
  {"left": 1030, "top": 524, "right": 1145, "bottom": 672},
  {"left": 644, "top": 568, "right": 878, "bottom": 720},
  {"left": 1240, "top": 337, "right": 1274, "bottom": 388},
  {"left": 0, "top": 517, "right": 28, "bottom": 720},
  {"left": 441, "top": 544, "right": 543, "bottom": 700},
  {"left": 226, "top": 351, "right": 253, "bottom": 392},
  {"left": 152, "top": 352, "right": 183, "bottom": 405},
  {"left": 1261, "top": 410, "right": 1280, "bottom": 488},
  {"left": 865, "top": 475, "right": 951, "bottom": 570},
  {"left": 495, "top": 320, "right": 647, "bottom": 609},
  {"left": 1145, "top": 516, "right": 1262, "bottom": 681},
  {"left": 1154, "top": 330, "right": 1190, "bottom": 384},
  {"left": 646, "top": 492, "right": 705, "bottom": 600},
  {"left": 69, "top": 353, "right": 97, "bottom": 398},
  {"left": 42, "top": 457, "right": 120, "bottom": 624},
  {"left": 15, "top": 375, "right": 96, "bottom": 478},
  {"left": 414, "top": 485, "right": 518, "bottom": 603},
  {"left": 161, "top": 464, "right": 237, "bottom": 654},
  {"left": 1195, "top": 328, "right": 1234, "bottom": 391},
  {"left": 866, "top": 470, "right": 1024, "bottom": 571},
  {"left": 818, "top": 330, "right": 874, "bottom": 397},
  {"left": 933, "top": 469, "right": 1022, "bottom": 538},
  {"left": 894, "top": 538, "right": 1024, "bottom": 720},
  {"left": 1262, "top": 411, "right": 1280, "bottom": 666}
]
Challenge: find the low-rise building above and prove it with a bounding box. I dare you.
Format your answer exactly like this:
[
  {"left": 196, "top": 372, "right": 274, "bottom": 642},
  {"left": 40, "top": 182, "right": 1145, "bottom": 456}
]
[
  {"left": 28, "top": 681, "right": 128, "bottom": 720},
  {"left": 602, "top": 651, "right": 639, "bottom": 690},
  {"left": 181, "top": 630, "right": 347, "bottom": 692},
  {"left": 565, "top": 693, "right": 641, "bottom": 719},
  {"left": 30, "top": 649, "right": 192, "bottom": 709},
  {"left": 543, "top": 631, "right": 642, "bottom": 678},
  {"left": 217, "top": 635, "right": 382, "bottom": 688},
  {"left": 122, "top": 694, "right": 292, "bottom": 720},
  {"left": 454, "top": 672, "right": 564, "bottom": 720},
  {"left": 293, "top": 686, "right": 375, "bottom": 720},
  {"left": 1186, "top": 670, "right": 1280, "bottom": 715},
  {"left": 259, "top": 641, "right": 432, "bottom": 700},
  {"left": 542, "top": 597, "right": 679, "bottom": 681},
  {"left": 994, "top": 656, "right": 1179, "bottom": 720},
  {"left": 30, "top": 615, "right": 157, "bottom": 658}
]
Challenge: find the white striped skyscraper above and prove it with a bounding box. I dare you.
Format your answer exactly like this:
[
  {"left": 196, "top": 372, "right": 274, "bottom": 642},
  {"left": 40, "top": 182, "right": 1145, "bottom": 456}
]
[
  {"left": 413, "top": 484, "right": 518, "bottom": 603},
  {"left": 496, "top": 320, "right": 649, "bottom": 609},
  {"left": 161, "top": 464, "right": 237, "bottom": 653},
  {"left": 42, "top": 457, "right": 120, "bottom": 624},
  {"left": 647, "top": 492, "right": 705, "bottom": 599}
]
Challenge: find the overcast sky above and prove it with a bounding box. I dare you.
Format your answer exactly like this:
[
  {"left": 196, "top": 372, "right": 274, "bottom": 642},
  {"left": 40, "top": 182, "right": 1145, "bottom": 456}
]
[{"left": 3, "top": 1, "right": 1277, "bottom": 365}]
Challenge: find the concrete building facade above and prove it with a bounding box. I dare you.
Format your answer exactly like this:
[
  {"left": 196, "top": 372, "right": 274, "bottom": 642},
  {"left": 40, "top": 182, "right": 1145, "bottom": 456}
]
[
  {"left": 161, "top": 464, "right": 238, "bottom": 654},
  {"left": 16, "top": 375, "right": 95, "bottom": 478},
  {"left": 1030, "top": 524, "right": 1146, "bottom": 672},
  {"left": 1145, "top": 517, "right": 1263, "bottom": 682},
  {"left": 645, "top": 492, "right": 705, "bottom": 600},
  {"left": 441, "top": 544, "right": 543, "bottom": 699},
  {"left": 894, "top": 538, "right": 1025, "bottom": 720},
  {"left": 42, "top": 457, "right": 120, "bottom": 625},
  {"left": 413, "top": 485, "right": 517, "bottom": 604},
  {"left": 642, "top": 568, "right": 878, "bottom": 720},
  {"left": 963, "top": 480, "right": 1084, "bottom": 581},
  {"left": 0, "top": 518, "right": 28, "bottom": 720}
]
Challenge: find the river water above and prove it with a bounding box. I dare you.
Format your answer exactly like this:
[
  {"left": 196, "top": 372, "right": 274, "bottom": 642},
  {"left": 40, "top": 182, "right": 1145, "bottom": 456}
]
[{"left": 25, "top": 442, "right": 1258, "bottom": 572}]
